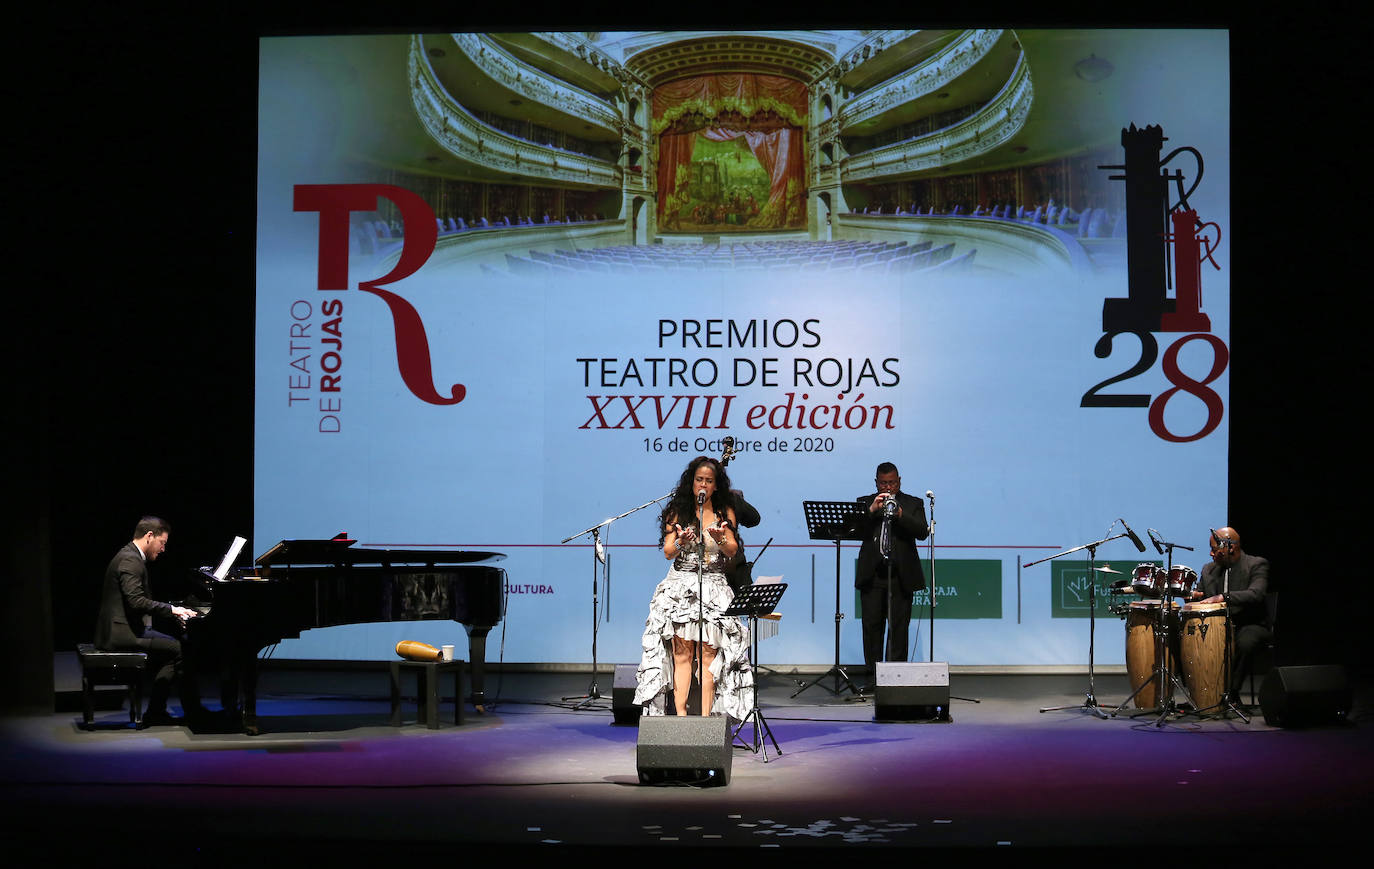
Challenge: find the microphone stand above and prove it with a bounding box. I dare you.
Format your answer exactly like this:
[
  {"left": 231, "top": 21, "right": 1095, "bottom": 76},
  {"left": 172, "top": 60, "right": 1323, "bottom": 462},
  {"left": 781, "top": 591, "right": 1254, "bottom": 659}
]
[
  {"left": 1030, "top": 528, "right": 1140, "bottom": 718},
  {"left": 1189, "top": 565, "right": 1249, "bottom": 723},
  {"left": 925, "top": 495, "right": 934, "bottom": 663},
  {"left": 1216, "top": 567, "right": 1250, "bottom": 722},
  {"left": 560, "top": 491, "right": 672, "bottom": 711},
  {"left": 923, "top": 492, "right": 978, "bottom": 708},
  {"left": 1113, "top": 532, "right": 1197, "bottom": 725},
  {"left": 923, "top": 495, "right": 934, "bottom": 657},
  {"left": 695, "top": 494, "right": 707, "bottom": 715},
  {"left": 881, "top": 498, "right": 897, "bottom": 676}
]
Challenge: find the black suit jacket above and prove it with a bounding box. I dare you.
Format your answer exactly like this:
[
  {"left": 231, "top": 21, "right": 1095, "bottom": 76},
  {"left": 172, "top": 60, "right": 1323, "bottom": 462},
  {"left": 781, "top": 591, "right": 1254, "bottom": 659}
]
[
  {"left": 1199, "top": 552, "right": 1269, "bottom": 627},
  {"left": 730, "top": 492, "right": 760, "bottom": 529},
  {"left": 724, "top": 492, "right": 761, "bottom": 593},
  {"left": 854, "top": 491, "right": 929, "bottom": 596},
  {"left": 95, "top": 542, "right": 172, "bottom": 649}
]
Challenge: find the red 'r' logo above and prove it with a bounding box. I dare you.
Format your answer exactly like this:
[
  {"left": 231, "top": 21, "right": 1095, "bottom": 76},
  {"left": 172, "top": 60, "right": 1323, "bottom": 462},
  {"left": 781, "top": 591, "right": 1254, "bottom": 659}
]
[{"left": 293, "top": 184, "right": 465, "bottom": 406}]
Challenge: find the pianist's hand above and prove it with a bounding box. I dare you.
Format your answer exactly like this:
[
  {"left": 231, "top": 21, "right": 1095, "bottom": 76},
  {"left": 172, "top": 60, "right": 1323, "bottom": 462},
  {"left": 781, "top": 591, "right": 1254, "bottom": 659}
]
[{"left": 170, "top": 605, "right": 200, "bottom": 624}]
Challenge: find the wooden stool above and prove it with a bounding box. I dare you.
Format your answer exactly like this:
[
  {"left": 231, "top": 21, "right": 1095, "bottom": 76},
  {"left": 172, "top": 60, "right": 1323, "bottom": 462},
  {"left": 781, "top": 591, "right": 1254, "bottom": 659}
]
[
  {"left": 389, "top": 659, "right": 464, "bottom": 729},
  {"left": 77, "top": 643, "right": 147, "bottom": 727}
]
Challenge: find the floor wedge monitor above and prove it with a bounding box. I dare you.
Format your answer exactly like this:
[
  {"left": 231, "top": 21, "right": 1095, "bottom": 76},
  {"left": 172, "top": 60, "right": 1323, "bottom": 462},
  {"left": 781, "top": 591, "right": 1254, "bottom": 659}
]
[
  {"left": 874, "top": 662, "right": 951, "bottom": 721},
  {"left": 636, "top": 715, "right": 732, "bottom": 786}
]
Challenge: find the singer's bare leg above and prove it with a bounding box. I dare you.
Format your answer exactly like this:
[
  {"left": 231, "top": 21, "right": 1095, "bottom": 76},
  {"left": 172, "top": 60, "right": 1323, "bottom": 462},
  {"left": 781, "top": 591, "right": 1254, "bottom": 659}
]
[
  {"left": 700, "top": 643, "right": 717, "bottom": 716},
  {"left": 672, "top": 635, "right": 693, "bottom": 716}
]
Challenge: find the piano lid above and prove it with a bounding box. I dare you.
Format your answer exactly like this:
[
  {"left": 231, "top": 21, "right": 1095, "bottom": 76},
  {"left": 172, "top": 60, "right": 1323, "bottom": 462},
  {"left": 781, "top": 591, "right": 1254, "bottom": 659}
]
[{"left": 255, "top": 538, "right": 506, "bottom": 567}]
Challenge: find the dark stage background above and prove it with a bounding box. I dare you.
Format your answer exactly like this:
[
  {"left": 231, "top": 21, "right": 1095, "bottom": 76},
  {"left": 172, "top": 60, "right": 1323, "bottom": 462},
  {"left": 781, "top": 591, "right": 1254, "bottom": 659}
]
[{"left": 8, "top": 13, "right": 1361, "bottom": 713}]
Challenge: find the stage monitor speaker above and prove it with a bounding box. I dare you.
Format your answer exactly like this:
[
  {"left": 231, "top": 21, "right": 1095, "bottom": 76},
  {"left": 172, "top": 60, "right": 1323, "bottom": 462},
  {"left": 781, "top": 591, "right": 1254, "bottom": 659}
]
[
  {"left": 636, "top": 715, "right": 732, "bottom": 786},
  {"left": 612, "top": 663, "right": 641, "bottom": 725},
  {"left": 1258, "top": 665, "right": 1351, "bottom": 728},
  {"left": 874, "top": 662, "right": 951, "bottom": 721}
]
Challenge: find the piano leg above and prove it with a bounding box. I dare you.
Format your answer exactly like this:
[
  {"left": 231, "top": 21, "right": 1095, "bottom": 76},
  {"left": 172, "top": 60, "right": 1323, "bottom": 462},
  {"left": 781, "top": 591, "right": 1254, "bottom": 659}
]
[
  {"left": 240, "top": 652, "right": 260, "bottom": 735},
  {"left": 465, "top": 625, "right": 491, "bottom": 712}
]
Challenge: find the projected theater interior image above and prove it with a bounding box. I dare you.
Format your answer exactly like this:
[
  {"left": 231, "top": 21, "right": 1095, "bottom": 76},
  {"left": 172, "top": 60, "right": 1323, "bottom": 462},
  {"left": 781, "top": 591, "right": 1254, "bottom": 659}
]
[{"left": 11, "top": 28, "right": 1367, "bottom": 857}]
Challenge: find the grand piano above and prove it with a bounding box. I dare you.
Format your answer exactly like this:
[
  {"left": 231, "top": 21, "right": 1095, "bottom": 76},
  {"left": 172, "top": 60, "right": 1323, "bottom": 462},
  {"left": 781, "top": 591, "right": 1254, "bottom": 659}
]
[{"left": 186, "top": 537, "right": 505, "bottom": 733}]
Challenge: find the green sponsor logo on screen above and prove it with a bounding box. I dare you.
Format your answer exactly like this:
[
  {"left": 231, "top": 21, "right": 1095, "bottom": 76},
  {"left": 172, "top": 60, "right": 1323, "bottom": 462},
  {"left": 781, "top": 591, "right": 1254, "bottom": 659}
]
[
  {"left": 1050, "top": 560, "right": 1159, "bottom": 618},
  {"left": 854, "top": 558, "right": 1002, "bottom": 619}
]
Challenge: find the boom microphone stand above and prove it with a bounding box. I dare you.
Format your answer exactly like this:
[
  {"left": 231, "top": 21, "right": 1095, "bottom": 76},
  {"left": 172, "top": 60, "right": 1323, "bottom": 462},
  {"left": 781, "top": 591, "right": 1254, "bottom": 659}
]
[
  {"left": 1212, "top": 565, "right": 1251, "bottom": 722},
  {"left": 1031, "top": 521, "right": 1147, "bottom": 718},
  {"left": 560, "top": 491, "right": 671, "bottom": 711}
]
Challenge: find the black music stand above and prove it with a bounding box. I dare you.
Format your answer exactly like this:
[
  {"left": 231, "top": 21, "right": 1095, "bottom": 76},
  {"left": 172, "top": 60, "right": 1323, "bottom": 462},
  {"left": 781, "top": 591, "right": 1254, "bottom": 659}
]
[
  {"left": 792, "top": 501, "right": 866, "bottom": 699},
  {"left": 725, "top": 582, "right": 788, "bottom": 760}
]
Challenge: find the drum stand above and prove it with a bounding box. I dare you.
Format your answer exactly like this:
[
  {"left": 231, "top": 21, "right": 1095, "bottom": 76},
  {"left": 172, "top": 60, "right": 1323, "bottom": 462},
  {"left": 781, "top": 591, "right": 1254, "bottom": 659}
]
[
  {"left": 1113, "top": 598, "right": 1196, "bottom": 726},
  {"left": 1030, "top": 530, "right": 1140, "bottom": 718},
  {"left": 726, "top": 582, "right": 788, "bottom": 761},
  {"left": 1113, "top": 539, "right": 1190, "bottom": 724}
]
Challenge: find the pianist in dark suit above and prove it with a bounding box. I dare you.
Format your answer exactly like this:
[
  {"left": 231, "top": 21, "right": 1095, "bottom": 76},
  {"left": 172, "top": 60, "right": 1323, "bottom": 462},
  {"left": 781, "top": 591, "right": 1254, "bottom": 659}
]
[{"left": 95, "top": 516, "right": 204, "bottom": 725}]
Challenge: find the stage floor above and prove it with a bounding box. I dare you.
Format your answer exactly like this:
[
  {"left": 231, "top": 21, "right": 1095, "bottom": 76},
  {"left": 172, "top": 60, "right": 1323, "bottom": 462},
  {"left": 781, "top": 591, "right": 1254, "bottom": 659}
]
[{"left": 3, "top": 669, "right": 1370, "bottom": 856}]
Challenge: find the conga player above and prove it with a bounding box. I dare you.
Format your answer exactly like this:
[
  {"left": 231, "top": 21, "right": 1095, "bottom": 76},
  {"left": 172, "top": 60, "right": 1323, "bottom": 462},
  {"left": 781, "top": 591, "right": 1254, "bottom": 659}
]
[{"left": 1192, "top": 526, "right": 1273, "bottom": 699}]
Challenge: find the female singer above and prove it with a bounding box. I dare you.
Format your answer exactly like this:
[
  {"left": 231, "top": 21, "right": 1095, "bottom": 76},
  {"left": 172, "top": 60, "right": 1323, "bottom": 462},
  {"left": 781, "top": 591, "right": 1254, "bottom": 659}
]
[{"left": 634, "top": 456, "right": 754, "bottom": 718}]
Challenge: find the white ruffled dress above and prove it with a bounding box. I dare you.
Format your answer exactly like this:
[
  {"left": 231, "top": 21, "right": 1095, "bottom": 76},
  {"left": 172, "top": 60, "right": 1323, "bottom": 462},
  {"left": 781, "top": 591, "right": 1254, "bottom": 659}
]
[{"left": 633, "top": 535, "right": 753, "bottom": 719}]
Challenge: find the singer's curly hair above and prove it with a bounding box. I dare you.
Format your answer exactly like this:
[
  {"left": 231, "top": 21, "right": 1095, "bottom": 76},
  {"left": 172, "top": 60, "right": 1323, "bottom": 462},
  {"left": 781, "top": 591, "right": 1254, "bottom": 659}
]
[{"left": 657, "top": 455, "right": 735, "bottom": 545}]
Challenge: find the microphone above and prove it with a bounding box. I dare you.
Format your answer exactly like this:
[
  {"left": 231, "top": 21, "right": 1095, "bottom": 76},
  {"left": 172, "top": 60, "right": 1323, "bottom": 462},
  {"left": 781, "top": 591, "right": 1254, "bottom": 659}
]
[
  {"left": 878, "top": 496, "right": 896, "bottom": 557},
  {"left": 1119, "top": 518, "right": 1146, "bottom": 553},
  {"left": 1209, "top": 528, "right": 1235, "bottom": 550},
  {"left": 1146, "top": 528, "right": 1165, "bottom": 555},
  {"left": 697, "top": 490, "right": 707, "bottom": 505}
]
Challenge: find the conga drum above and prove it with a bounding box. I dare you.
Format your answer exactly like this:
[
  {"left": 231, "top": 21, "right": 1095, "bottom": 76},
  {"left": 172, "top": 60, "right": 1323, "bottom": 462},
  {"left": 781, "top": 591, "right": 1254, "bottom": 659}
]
[
  {"left": 1125, "top": 601, "right": 1177, "bottom": 708},
  {"left": 1180, "top": 602, "right": 1230, "bottom": 711}
]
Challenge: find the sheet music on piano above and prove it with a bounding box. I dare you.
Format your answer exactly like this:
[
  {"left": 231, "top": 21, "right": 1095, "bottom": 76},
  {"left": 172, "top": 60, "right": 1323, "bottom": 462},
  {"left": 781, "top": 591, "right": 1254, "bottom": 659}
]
[
  {"left": 754, "top": 575, "right": 784, "bottom": 641},
  {"left": 187, "top": 537, "right": 250, "bottom": 616},
  {"left": 211, "top": 536, "right": 248, "bottom": 580}
]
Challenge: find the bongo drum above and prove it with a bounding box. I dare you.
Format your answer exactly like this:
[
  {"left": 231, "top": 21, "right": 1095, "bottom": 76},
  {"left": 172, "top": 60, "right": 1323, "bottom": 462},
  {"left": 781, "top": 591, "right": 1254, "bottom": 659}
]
[
  {"left": 1131, "top": 564, "right": 1165, "bottom": 597},
  {"left": 1167, "top": 565, "right": 1199, "bottom": 599}
]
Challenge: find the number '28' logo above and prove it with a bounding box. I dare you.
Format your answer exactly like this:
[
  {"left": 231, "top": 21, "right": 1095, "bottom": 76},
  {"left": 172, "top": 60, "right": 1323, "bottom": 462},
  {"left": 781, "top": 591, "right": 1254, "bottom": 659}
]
[{"left": 1081, "top": 331, "right": 1228, "bottom": 442}]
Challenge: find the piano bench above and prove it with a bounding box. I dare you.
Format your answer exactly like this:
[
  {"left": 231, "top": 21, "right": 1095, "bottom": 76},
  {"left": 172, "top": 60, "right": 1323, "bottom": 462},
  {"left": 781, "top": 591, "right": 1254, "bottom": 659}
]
[
  {"left": 389, "top": 659, "right": 464, "bottom": 729},
  {"left": 76, "top": 643, "right": 147, "bottom": 728}
]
